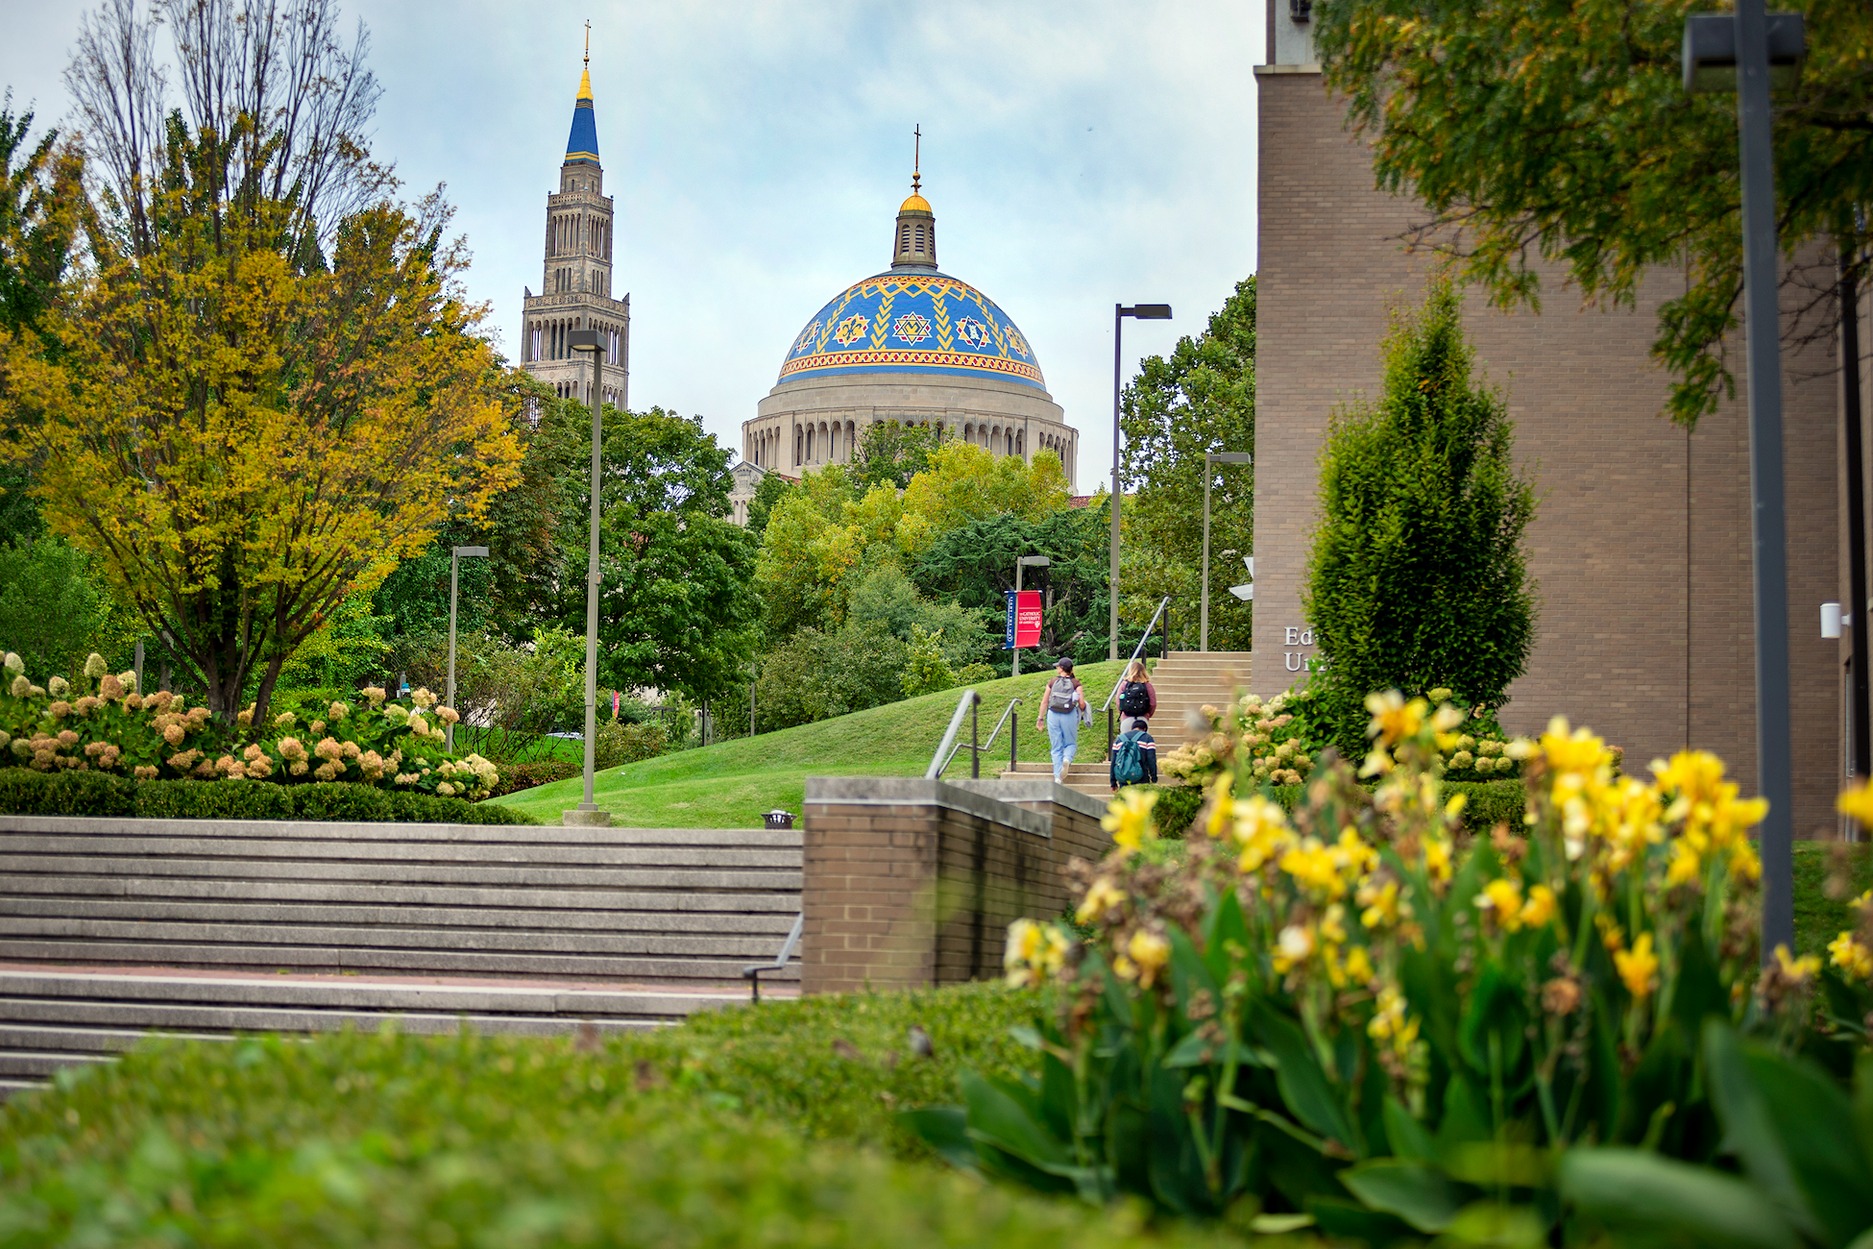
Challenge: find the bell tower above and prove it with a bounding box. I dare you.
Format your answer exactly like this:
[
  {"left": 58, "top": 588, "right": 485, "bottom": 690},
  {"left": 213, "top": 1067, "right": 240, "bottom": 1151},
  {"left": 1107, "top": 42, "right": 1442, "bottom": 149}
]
[{"left": 520, "top": 26, "right": 630, "bottom": 412}]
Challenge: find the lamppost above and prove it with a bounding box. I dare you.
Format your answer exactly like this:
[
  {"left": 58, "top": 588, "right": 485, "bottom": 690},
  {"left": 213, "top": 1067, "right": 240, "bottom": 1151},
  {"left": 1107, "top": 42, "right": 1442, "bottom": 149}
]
[
  {"left": 1013, "top": 554, "right": 1051, "bottom": 676},
  {"left": 1201, "top": 452, "right": 1252, "bottom": 652},
  {"left": 446, "top": 544, "right": 489, "bottom": 753},
  {"left": 565, "top": 329, "right": 610, "bottom": 827},
  {"left": 1110, "top": 302, "right": 1172, "bottom": 661},
  {"left": 1684, "top": 1, "right": 1805, "bottom": 955}
]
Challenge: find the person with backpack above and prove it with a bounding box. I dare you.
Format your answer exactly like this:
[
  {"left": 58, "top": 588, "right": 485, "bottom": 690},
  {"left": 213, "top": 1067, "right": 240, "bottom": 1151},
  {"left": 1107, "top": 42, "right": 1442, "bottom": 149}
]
[
  {"left": 1036, "top": 656, "right": 1088, "bottom": 783},
  {"left": 1115, "top": 658, "right": 1157, "bottom": 733},
  {"left": 1110, "top": 717, "right": 1159, "bottom": 791}
]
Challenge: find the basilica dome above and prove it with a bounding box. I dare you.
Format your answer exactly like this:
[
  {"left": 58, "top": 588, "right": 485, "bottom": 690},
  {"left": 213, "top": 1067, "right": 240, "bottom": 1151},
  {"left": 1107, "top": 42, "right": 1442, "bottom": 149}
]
[
  {"left": 741, "top": 173, "right": 1077, "bottom": 488},
  {"left": 777, "top": 270, "right": 1046, "bottom": 392}
]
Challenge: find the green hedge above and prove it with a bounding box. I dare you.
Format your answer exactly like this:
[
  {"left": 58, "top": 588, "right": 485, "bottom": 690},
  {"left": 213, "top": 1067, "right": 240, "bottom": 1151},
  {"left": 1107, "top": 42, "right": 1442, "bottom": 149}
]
[
  {"left": 1268, "top": 777, "right": 1526, "bottom": 834},
  {"left": 486, "top": 758, "right": 579, "bottom": 797},
  {"left": 0, "top": 985, "right": 1307, "bottom": 1248},
  {"left": 0, "top": 768, "right": 536, "bottom": 824},
  {"left": 1140, "top": 783, "right": 1205, "bottom": 839}
]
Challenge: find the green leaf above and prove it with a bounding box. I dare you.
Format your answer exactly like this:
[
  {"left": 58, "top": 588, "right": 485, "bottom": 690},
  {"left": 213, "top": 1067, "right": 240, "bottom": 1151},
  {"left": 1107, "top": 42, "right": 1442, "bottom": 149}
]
[
  {"left": 1703, "top": 1021, "right": 1816, "bottom": 1238},
  {"left": 1382, "top": 1095, "right": 1435, "bottom": 1162},
  {"left": 1443, "top": 1200, "right": 1548, "bottom": 1248},
  {"left": 1250, "top": 1000, "right": 1356, "bottom": 1151},
  {"left": 897, "top": 1106, "right": 977, "bottom": 1171},
  {"left": 1341, "top": 1158, "right": 1464, "bottom": 1233},
  {"left": 959, "top": 1071, "right": 1070, "bottom": 1169},
  {"left": 1248, "top": 1212, "right": 1316, "bottom": 1234},
  {"left": 1458, "top": 961, "right": 1525, "bottom": 1077},
  {"left": 1559, "top": 1148, "right": 1796, "bottom": 1249},
  {"left": 1737, "top": 1043, "right": 1873, "bottom": 1244}
]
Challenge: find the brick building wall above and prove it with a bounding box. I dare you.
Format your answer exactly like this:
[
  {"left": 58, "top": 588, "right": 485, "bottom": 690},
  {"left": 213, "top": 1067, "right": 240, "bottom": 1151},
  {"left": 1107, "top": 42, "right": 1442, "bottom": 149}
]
[{"left": 1253, "top": 67, "right": 1843, "bottom": 837}]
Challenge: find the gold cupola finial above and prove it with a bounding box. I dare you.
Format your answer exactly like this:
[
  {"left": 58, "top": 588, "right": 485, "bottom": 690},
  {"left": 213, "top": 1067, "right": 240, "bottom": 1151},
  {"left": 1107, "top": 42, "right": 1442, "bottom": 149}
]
[{"left": 578, "top": 21, "right": 593, "bottom": 100}]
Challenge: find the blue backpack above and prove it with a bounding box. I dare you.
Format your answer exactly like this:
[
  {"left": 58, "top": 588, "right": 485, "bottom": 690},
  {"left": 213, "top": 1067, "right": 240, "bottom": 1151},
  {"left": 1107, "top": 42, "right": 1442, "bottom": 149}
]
[{"left": 1112, "top": 731, "right": 1149, "bottom": 786}]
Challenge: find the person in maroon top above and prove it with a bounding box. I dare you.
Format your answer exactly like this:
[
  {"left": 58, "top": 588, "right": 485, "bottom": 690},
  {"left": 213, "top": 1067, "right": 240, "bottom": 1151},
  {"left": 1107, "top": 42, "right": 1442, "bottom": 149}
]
[{"left": 1115, "top": 659, "right": 1156, "bottom": 733}]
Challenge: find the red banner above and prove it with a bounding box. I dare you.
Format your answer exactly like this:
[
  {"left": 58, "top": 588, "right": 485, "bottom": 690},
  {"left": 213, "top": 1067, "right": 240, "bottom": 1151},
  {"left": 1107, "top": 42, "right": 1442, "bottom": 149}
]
[{"left": 1014, "top": 590, "right": 1042, "bottom": 649}]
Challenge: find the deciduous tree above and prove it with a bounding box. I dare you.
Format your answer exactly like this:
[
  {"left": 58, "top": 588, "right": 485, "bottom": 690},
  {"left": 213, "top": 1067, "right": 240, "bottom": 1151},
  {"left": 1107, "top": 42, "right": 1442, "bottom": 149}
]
[{"left": 1314, "top": 0, "right": 1873, "bottom": 423}]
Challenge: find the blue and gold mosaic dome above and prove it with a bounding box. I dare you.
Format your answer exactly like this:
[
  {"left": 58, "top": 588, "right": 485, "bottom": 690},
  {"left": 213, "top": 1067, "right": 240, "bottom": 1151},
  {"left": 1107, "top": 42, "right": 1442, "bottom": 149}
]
[{"left": 778, "top": 271, "right": 1046, "bottom": 391}]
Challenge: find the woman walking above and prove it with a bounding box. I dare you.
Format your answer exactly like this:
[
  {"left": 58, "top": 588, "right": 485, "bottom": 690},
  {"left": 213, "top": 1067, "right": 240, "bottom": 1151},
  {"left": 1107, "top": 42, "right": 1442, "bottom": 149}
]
[
  {"left": 1115, "top": 658, "right": 1157, "bottom": 733},
  {"left": 1037, "top": 657, "right": 1089, "bottom": 783}
]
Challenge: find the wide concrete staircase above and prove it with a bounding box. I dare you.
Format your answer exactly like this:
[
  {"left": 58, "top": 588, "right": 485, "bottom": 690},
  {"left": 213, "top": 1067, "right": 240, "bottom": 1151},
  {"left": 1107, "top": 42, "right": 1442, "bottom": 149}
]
[
  {"left": 0, "top": 814, "right": 801, "bottom": 1100},
  {"left": 1003, "top": 651, "right": 1253, "bottom": 797}
]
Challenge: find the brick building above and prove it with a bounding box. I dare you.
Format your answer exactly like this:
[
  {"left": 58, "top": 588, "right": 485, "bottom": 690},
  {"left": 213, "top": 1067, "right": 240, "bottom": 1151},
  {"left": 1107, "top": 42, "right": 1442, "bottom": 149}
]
[{"left": 1252, "top": 5, "right": 1859, "bottom": 838}]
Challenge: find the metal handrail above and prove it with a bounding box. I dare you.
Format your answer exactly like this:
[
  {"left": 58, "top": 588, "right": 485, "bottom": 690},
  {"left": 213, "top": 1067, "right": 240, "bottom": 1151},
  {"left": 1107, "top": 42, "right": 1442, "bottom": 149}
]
[
  {"left": 926, "top": 688, "right": 982, "bottom": 779},
  {"left": 742, "top": 912, "right": 805, "bottom": 1003},
  {"left": 940, "top": 697, "right": 1021, "bottom": 777},
  {"left": 1102, "top": 595, "right": 1172, "bottom": 712}
]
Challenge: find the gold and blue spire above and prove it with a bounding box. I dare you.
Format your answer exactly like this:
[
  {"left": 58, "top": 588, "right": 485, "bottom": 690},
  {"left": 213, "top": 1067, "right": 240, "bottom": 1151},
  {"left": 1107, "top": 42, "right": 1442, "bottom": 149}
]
[{"left": 564, "top": 23, "right": 600, "bottom": 167}]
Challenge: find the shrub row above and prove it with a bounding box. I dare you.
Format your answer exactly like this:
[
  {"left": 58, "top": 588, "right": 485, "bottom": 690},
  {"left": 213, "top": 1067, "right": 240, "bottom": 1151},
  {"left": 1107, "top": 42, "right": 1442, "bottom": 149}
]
[
  {"left": 0, "top": 987, "right": 1305, "bottom": 1248},
  {"left": 484, "top": 758, "right": 579, "bottom": 797},
  {"left": 1269, "top": 776, "right": 1527, "bottom": 834},
  {"left": 0, "top": 768, "right": 536, "bottom": 824}
]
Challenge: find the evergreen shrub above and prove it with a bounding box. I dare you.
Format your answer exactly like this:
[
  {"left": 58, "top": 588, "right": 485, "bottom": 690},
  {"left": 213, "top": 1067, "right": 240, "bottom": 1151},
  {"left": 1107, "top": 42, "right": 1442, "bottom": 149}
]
[{"left": 1303, "top": 284, "right": 1536, "bottom": 758}]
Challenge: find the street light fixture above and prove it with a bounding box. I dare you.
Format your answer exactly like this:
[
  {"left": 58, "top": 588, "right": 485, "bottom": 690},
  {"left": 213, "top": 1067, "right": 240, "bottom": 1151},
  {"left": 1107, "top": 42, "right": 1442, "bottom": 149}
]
[
  {"left": 1110, "top": 302, "right": 1172, "bottom": 661},
  {"left": 565, "top": 328, "right": 610, "bottom": 827},
  {"left": 446, "top": 545, "right": 489, "bottom": 753},
  {"left": 1200, "top": 452, "right": 1252, "bottom": 652},
  {"left": 1013, "top": 554, "right": 1051, "bottom": 677},
  {"left": 1683, "top": 0, "right": 1805, "bottom": 957}
]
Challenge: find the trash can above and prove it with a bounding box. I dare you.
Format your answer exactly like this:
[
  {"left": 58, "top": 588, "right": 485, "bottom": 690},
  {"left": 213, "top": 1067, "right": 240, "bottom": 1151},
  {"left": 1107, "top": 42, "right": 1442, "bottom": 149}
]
[{"left": 763, "top": 810, "right": 795, "bottom": 831}]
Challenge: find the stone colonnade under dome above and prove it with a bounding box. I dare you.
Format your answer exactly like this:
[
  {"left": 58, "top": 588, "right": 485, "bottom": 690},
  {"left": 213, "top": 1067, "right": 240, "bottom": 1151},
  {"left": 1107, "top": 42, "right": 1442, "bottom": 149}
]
[{"left": 743, "top": 414, "right": 1077, "bottom": 483}]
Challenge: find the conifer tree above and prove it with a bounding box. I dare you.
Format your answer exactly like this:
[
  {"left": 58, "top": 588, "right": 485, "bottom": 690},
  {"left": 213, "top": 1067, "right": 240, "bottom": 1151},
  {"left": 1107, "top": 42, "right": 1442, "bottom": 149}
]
[{"left": 1303, "top": 284, "right": 1536, "bottom": 757}]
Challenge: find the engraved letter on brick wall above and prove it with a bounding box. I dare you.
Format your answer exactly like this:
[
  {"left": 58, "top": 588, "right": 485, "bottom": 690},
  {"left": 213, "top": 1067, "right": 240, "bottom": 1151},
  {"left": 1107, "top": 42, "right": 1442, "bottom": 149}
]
[{"left": 1284, "top": 624, "right": 1315, "bottom": 673}]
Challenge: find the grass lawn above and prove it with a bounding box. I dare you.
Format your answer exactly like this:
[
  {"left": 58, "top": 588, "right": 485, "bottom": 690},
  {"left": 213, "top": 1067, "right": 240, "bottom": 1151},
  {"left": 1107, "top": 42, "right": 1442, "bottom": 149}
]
[
  {"left": 490, "top": 659, "right": 1131, "bottom": 828},
  {"left": 1794, "top": 839, "right": 1873, "bottom": 957}
]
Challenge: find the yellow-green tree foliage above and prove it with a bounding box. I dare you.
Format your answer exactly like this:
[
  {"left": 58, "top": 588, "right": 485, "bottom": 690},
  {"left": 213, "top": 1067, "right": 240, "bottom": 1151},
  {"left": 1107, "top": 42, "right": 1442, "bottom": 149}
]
[
  {"left": 754, "top": 446, "right": 1068, "bottom": 638},
  {"left": 0, "top": 132, "right": 519, "bottom": 722}
]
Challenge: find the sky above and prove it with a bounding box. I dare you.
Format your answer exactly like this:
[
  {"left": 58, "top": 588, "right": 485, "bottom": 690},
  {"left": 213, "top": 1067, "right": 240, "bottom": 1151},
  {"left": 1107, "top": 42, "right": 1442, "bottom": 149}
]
[{"left": 0, "top": 0, "right": 1263, "bottom": 492}]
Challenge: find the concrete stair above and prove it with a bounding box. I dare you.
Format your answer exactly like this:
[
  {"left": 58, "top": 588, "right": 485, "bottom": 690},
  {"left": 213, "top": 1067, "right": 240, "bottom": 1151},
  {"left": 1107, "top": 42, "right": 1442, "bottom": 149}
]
[
  {"left": 0, "top": 814, "right": 801, "bottom": 1100},
  {"left": 998, "top": 652, "right": 1252, "bottom": 796}
]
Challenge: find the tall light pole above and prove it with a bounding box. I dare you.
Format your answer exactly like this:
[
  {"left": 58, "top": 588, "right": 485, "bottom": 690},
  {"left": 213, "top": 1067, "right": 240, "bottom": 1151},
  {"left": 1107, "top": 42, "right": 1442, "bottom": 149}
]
[
  {"left": 446, "top": 544, "right": 489, "bottom": 753},
  {"left": 1684, "top": 3, "right": 1805, "bottom": 955},
  {"left": 566, "top": 329, "right": 611, "bottom": 827},
  {"left": 1201, "top": 452, "right": 1252, "bottom": 652},
  {"left": 1013, "top": 554, "right": 1051, "bottom": 676},
  {"left": 1110, "top": 303, "right": 1172, "bottom": 660}
]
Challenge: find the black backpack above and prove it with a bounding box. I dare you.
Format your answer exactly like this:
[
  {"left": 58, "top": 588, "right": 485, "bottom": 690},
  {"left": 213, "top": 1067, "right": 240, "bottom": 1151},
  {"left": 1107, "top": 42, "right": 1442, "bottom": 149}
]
[{"left": 1118, "top": 681, "right": 1150, "bottom": 717}]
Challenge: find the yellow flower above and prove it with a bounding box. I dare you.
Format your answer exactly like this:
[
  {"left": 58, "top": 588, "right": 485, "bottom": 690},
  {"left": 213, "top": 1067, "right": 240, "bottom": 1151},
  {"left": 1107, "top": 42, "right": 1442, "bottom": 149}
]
[
  {"left": 1125, "top": 929, "right": 1171, "bottom": 988},
  {"left": 1423, "top": 835, "right": 1453, "bottom": 886},
  {"left": 1519, "top": 884, "right": 1557, "bottom": 929},
  {"left": 1076, "top": 876, "right": 1128, "bottom": 925},
  {"left": 1827, "top": 932, "right": 1873, "bottom": 981},
  {"left": 1368, "top": 985, "right": 1420, "bottom": 1056},
  {"left": 1614, "top": 932, "right": 1659, "bottom": 999},
  {"left": 1358, "top": 878, "right": 1406, "bottom": 929},
  {"left": 1004, "top": 919, "right": 1069, "bottom": 987},
  {"left": 1228, "top": 794, "right": 1292, "bottom": 875},
  {"left": 1273, "top": 923, "right": 1315, "bottom": 974},
  {"left": 1772, "top": 944, "right": 1821, "bottom": 984},
  {"left": 1280, "top": 838, "right": 1347, "bottom": 900},
  {"left": 1103, "top": 788, "right": 1160, "bottom": 858},
  {"left": 1840, "top": 782, "right": 1873, "bottom": 831},
  {"left": 1343, "top": 944, "right": 1375, "bottom": 986},
  {"left": 1365, "top": 690, "right": 1427, "bottom": 747},
  {"left": 1477, "top": 878, "right": 1525, "bottom": 931},
  {"left": 1540, "top": 717, "right": 1614, "bottom": 779},
  {"left": 1665, "top": 840, "right": 1704, "bottom": 889}
]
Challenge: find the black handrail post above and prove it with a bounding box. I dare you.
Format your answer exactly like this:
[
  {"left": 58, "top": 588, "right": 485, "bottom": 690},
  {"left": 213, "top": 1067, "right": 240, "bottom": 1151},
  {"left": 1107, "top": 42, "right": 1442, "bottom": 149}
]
[
  {"left": 971, "top": 697, "right": 980, "bottom": 779},
  {"left": 1011, "top": 714, "right": 1018, "bottom": 772},
  {"left": 1107, "top": 704, "right": 1115, "bottom": 760}
]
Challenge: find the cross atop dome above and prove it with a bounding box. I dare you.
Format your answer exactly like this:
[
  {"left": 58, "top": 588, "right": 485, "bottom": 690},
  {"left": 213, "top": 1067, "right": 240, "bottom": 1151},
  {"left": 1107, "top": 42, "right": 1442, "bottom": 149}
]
[
  {"left": 564, "top": 25, "right": 600, "bottom": 168},
  {"left": 892, "top": 126, "right": 936, "bottom": 269}
]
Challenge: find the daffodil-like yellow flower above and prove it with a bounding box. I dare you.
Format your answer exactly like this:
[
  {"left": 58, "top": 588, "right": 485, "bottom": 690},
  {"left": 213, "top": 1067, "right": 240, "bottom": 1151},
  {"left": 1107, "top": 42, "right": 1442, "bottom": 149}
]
[
  {"left": 1103, "top": 788, "right": 1160, "bottom": 858},
  {"left": 1540, "top": 716, "right": 1615, "bottom": 779},
  {"left": 1342, "top": 944, "right": 1375, "bottom": 986},
  {"left": 1230, "top": 793, "right": 1293, "bottom": 875},
  {"left": 1272, "top": 923, "right": 1315, "bottom": 974},
  {"left": 1122, "top": 929, "right": 1171, "bottom": 988},
  {"left": 1772, "top": 944, "right": 1822, "bottom": 984},
  {"left": 1004, "top": 918, "right": 1071, "bottom": 987},
  {"left": 1841, "top": 783, "right": 1873, "bottom": 832},
  {"left": 1365, "top": 690, "right": 1428, "bottom": 747},
  {"left": 1519, "top": 883, "right": 1557, "bottom": 929},
  {"left": 1665, "top": 839, "right": 1704, "bottom": 889},
  {"left": 1828, "top": 931, "right": 1873, "bottom": 980},
  {"left": 1614, "top": 932, "right": 1659, "bottom": 999},
  {"left": 1368, "top": 985, "right": 1420, "bottom": 1056},
  {"left": 1477, "top": 877, "right": 1525, "bottom": 931},
  {"left": 1423, "top": 835, "right": 1453, "bottom": 887},
  {"left": 1077, "top": 876, "right": 1127, "bottom": 925},
  {"left": 1358, "top": 878, "right": 1407, "bottom": 929},
  {"left": 1204, "top": 772, "right": 1236, "bottom": 840},
  {"left": 1280, "top": 837, "right": 1347, "bottom": 900}
]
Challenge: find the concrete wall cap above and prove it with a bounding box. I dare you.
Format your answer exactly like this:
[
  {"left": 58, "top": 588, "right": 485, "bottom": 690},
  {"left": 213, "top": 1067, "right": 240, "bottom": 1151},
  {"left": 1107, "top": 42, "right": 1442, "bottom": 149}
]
[
  {"left": 802, "top": 776, "right": 1050, "bottom": 837},
  {"left": 949, "top": 777, "right": 1110, "bottom": 821}
]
